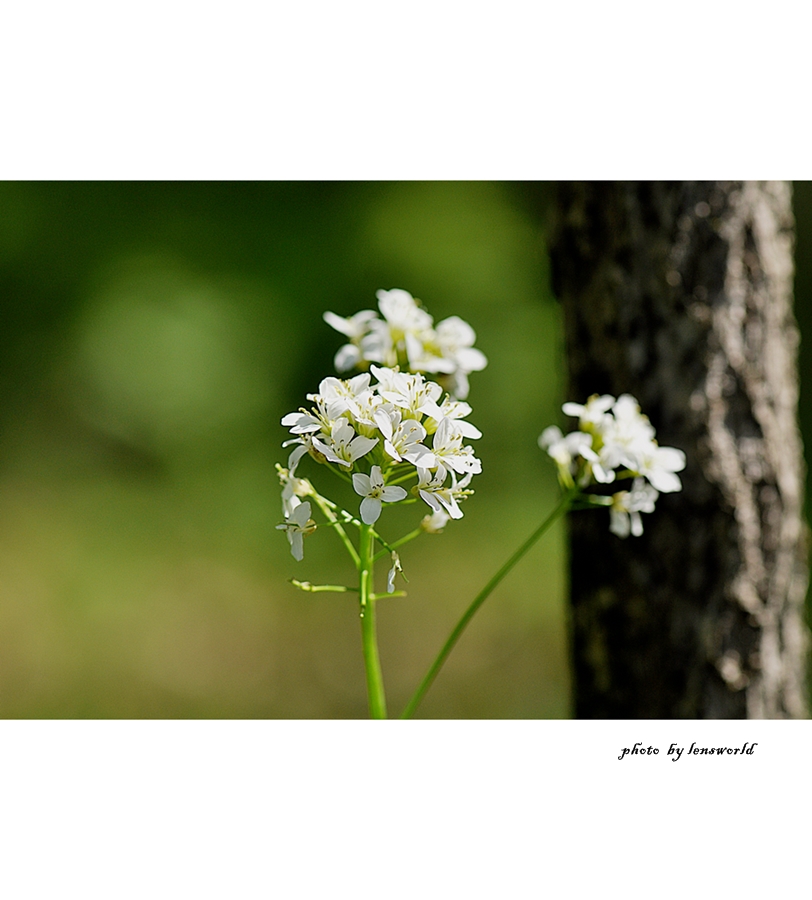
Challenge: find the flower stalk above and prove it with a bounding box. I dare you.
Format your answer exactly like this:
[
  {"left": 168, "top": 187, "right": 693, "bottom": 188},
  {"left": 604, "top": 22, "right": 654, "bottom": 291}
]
[
  {"left": 359, "top": 523, "right": 387, "bottom": 719},
  {"left": 400, "top": 488, "right": 578, "bottom": 719}
]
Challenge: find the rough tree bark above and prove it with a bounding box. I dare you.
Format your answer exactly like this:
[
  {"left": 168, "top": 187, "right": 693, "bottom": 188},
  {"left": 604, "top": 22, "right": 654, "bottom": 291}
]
[{"left": 549, "top": 181, "right": 808, "bottom": 719}]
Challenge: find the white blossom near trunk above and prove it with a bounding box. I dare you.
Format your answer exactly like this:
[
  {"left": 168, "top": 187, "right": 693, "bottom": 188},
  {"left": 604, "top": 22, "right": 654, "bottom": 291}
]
[{"left": 549, "top": 181, "right": 808, "bottom": 719}]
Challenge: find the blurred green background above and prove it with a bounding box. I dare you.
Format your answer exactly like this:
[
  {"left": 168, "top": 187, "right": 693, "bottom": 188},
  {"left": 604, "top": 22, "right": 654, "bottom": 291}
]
[{"left": 1, "top": 182, "right": 810, "bottom": 719}]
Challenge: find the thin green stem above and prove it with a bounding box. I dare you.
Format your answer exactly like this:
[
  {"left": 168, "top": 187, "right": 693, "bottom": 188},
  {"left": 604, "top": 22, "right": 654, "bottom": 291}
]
[
  {"left": 387, "top": 470, "right": 419, "bottom": 487},
  {"left": 310, "top": 492, "right": 359, "bottom": 567},
  {"left": 359, "top": 523, "right": 387, "bottom": 719},
  {"left": 400, "top": 488, "right": 578, "bottom": 719},
  {"left": 372, "top": 527, "right": 423, "bottom": 562},
  {"left": 290, "top": 580, "right": 358, "bottom": 593},
  {"left": 326, "top": 464, "right": 354, "bottom": 486}
]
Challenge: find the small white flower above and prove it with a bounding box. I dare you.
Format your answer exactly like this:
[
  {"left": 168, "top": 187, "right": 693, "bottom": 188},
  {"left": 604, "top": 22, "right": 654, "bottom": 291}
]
[
  {"left": 427, "top": 397, "right": 482, "bottom": 439},
  {"left": 433, "top": 316, "right": 488, "bottom": 376},
  {"left": 282, "top": 433, "right": 319, "bottom": 474},
  {"left": 276, "top": 501, "right": 316, "bottom": 561},
  {"left": 609, "top": 479, "right": 659, "bottom": 538},
  {"left": 598, "top": 394, "right": 658, "bottom": 471},
  {"left": 373, "top": 407, "right": 436, "bottom": 468},
  {"left": 549, "top": 393, "right": 685, "bottom": 496},
  {"left": 416, "top": 465, "right": 464, "bottom": 520},
  {"left": 631, "top": 444, "right": 686, "bottom": 493},
  {"left": 276, "top": 465, "right": 312, "bottom": 518},
  {"left": 612, "top": 394, "right": 656, "bottom": 441},
  {"left": 316, "top": 373, "right": 374, "bottom": 421},
  {"left": 352, "top": 465, "right": 408, "bottom": 525},
  {"left": 323, "top": 310, "right": 379, "bottom": 372},
  {"left": 562, "top": 394, "right": 616, "bottom": 429},
  {"left": 312, "top": 418, "right": 379, "bottom": 468},
  {"left": 387, "top": 551, "right": 404, "bottom": 593},
  {"left": 373, "top": 367, "right": 444, "bottom": 420},
  {"left": 404, "top": 331, "right": 455, "bottom": 375},
  {"left": 430, "top": 418, "right": 482, "bottom": 476},
  {"left": 323, "top": 309, "right": 378, "bottom": 339},
  {"left": 323, "top": 291, "right": 486, "bottom": 399},
  {"left": 421, "top": 508, "right": 451, "bottom": 533},
  {"left": 404, "top": 317, "right": 487, "bottom": 400},
  {"left": 377, "top": 288, "right": 434, "bottom": 337},
  {"left": 539, "top": 426, "right": 596, "bottom": 467}
]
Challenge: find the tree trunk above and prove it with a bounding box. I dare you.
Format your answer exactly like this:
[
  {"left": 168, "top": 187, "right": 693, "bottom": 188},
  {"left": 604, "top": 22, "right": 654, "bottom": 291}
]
[{"left": 549, "top": 181, "right": 808, "bottom": 718}]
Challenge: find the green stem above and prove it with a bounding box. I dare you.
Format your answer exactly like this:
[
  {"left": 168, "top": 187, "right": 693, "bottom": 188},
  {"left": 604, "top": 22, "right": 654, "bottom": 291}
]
[
  {"left": 311, "top": 492, "right": 360, "bottom": 567},
  {"left": 359, "top": 523, "right": 387, "bottom": 719},
  {"left": 372, "top": 527, "right": 423, "bottom": 562},
  {"left": 387, "top": 470, "right": 419, "bottom": 487},
  {"left": 290, "top": 580, "right": 357, "bottom": 593},
  {"left": 400, "top": 488, "right": 578, "bottom": 719}
]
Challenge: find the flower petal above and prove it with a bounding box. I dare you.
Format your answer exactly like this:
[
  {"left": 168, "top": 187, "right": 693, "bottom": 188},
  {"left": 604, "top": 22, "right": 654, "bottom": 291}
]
[
  {"left": 287, "top": 502, "right": 308, "bottom": 527},
  {"left": 348, "top": 436, "right": 379, "bottom": 461},
  {"left": 334, "top": 344, "right": 361, "bottom": 372},
  {"left": 289, "top": 531, "right": 304, "bottom": 560},
  {"left": 647, "top": 469, "right": 682, "bottom": 493},
  {"left": 352, "top": 473, "right": 372, "bottom": 496},
  {"left": 656, "top": 446, "right": 686, "bottom": 472},
  {"left": 360, "top": 497, "right": 382, "bottom": 525}
]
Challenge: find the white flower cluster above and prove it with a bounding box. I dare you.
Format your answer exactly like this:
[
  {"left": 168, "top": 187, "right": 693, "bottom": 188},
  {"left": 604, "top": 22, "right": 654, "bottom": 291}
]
[
  {"left": 539, "top": 393, "right": 686, "bottom": 538},
  {"left": 278, "top": 366, "right": 482, "bottom": 555},
  {"left": 323, "top": 288, "right": 487, "bottom": 400}
]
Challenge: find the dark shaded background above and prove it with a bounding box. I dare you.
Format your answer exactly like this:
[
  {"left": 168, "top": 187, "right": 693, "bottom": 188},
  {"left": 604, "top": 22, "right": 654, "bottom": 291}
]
[{"left": 0, "top": 181, "right": 808, "bottom": 718}]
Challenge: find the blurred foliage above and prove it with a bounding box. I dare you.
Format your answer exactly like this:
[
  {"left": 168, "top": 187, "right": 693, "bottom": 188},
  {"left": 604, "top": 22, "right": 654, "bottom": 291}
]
[
  {"left": 0, "top": 181, "right": 568, "bottom": 718},
  {"left": 3, "top": 182, "right": 808, "bottom": 719}
]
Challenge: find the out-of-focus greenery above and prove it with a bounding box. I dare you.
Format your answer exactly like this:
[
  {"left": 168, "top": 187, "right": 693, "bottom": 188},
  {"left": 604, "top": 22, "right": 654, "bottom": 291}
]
[
  {"left": 0, "top": 181, "right": 569, "bottom": 718},
  {"left": 3, "top": 182, "right": 809, "bottom": 719}
]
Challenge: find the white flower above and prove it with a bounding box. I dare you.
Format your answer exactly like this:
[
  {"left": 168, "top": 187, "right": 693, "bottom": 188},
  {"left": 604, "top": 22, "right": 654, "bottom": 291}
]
[
  {"left": 427, "top": 397, "right": 482, "bottom": 439},
  {"left": 404, "top": 317, "right": 487, "bottom": 400},
  {"left": 282, "top": 433, "right": 319, "bottom": 474},
  {"left": 276, "top": 465, "right": 312, "bottom": 518},
  {"left": 609, "top": 479, "right": 659, "bottom": 538},
  {"left": 631, "top": 444, "right": 686, "bottom": 493},
  {"left": 312, "top": 418, "right": 379, "bottom": 468},
  {"left": 539, "top": 425, "right": 605, "bottom": 487},
  {"left": 421, "top": 508, "right": 451, "bottom": 533},
  {"left": 404, "top": 331, "right": 455, "bottom": 375},
  {"left": 373, "top": 407, "right": 436, "bottom": 467},
  {"left": 430, "top": 418, "right": 482, "bottom": 476},
  {"left": 562, "top": 394, "right": 616, "bottom": 429},
  {"left": 372, "top": 366, "right": 444, "bottom": 420},
  {"left": 611, "top": 394, "right": 657, "bottom": 442},
  {"left": 316, "top": 373, "right": 374, "bottom": 421},
  {"left": 539, "top": 426, "right": 596, "bottom": 468},
  {"left": 278, "top": 312, "right": 484, "bottom": 530},
  {"left": 387, "top": 551, "right": 404, "bottom": 593},
  {"left": 377, "top": 288, "right": 434, "bottom": 337},
  {"left": 352, "top": 465, "right": 408, "bottom": 525},
  {"left": 323, "top": 309, "right": 378, "bottom": 339},
  {"left": 433, "top": 316, "right": 488, "bottom": 376},
  {"left": 549, "top": 393, "right": 685, "bottom": 497},
  {"left": 276, "top": 501, "right": 316, "bottom": 560},
  {"left": 323, "top": 310, "right": 379, "bottom": 372},
  {"left": 416, "top": 466, "right": 464, "bottom": 520},
  {"left": 323, "top": 290, "right": 486, "bottom": 399},
  {"left": 597, "top": 394, "right": 658, "bottom": 472}
]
